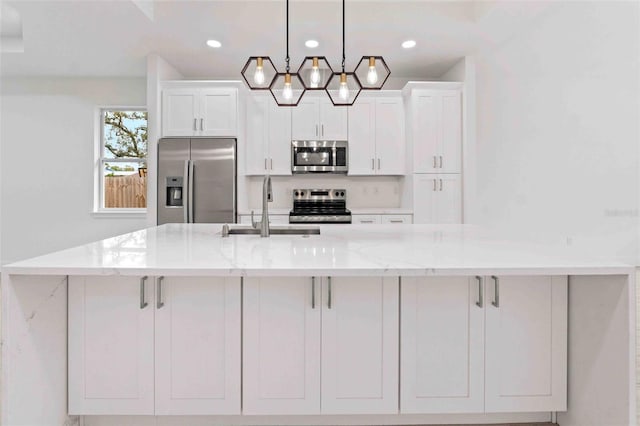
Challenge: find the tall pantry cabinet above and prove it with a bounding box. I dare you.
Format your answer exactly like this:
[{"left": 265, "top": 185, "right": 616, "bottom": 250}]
[{"left": 405, "top": 84, "right": 463, "bottom": 224}]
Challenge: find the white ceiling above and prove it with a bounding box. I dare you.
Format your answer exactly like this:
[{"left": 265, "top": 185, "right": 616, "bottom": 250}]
[{"left": 0, "top": 0, "right": 552, "bottom": 80}]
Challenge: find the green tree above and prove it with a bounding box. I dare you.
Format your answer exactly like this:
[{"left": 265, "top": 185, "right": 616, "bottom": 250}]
[{"left": 104, "top": 111, "right": 147, "bottom": 158}]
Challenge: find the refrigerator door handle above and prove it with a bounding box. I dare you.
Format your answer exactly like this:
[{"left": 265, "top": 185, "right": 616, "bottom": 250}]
[
  {"left": 183, "top": 160, "right": 189, "bottom": 223},
  {"left": 188, "top": 160, "right": 195, "bottom": 223}
]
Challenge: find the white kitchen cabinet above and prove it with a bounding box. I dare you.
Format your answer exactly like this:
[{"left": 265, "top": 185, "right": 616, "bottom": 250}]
[
  {"left": 321, "top": 276, "right": 398, "bottom": 414},
  {"left": 352, "top": 214, "right": 381, "bottom": 224},
  {"left": 401, "top": 276, "right": 485, "bottom": 413},
  {"left": 353, "top": 214, "right": 412, "bottom": 224},
  {"left": 162, "top": 87, "right": 237, "bottom": 137},
  {"left": 155, "top": 276, "right": 241, "bottom": 415},
  {"left": 68, "top": 276, "right": 155, "bottom": 415},
  {"left": 292, "top": 97, "right": 347, "bottom": 140},
  {"left": 348, "top": 97, "right": 405, "bottom": 175},
  {"left": 243, "top": 277, "right": 321, "bottom": 415},
  {"left": 69, "top": 275, "right": 241, "bottom": 416},
  {"left": 243, "top": 276, "right": 399, "bottom": 415},
  {"left": 380, "top": 214, "right": 412, "bottom": 224},
  {"left": 411, "top": 90, "right": 461, "bottom": 173},
  {"left": 485, "top": 275, "right": 567, "bottom": 412},
  {"left": 413, "top": 173, "right": 462, "bottom": 224},
  {"left": 245, "top": 93, "right": 292, "bottom": 175}
]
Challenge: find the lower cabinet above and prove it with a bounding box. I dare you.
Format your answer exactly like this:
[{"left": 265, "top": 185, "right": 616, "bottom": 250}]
[
  {"left": 68, "top": 275, "right": 241, "bottom": 416},
  {"left": 413, "top": 173, "right": 462, "bottom": 224},
  {"left": 401, "top": 275, "right": 567, "bottom": 414},
  {"left": 242, "top": 276, "right": 399, "bottom": 415}
]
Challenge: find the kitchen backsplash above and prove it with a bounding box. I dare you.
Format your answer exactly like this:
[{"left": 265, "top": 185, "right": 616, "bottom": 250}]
[{"left": 245, "top": 176, "right": 404, "bottom": 210}]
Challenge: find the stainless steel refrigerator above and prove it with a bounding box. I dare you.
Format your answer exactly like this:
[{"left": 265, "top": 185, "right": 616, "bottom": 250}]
[{"left": 157, "top": 138, "right": 236, "bottom": 224}]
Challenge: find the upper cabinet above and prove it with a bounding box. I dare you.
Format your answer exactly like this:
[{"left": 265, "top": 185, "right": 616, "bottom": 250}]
[
  {"left": 245, "top": 94, "right": 292, "bottom": 175},
  {"left": 411, "top": 90, "right": 461, "bottom": 173},
  {"left": 348, "top": 96, "right": 405, "bottom": 175},
  {"left": 162, "top": 86, "right": 238, "bottom": 137},
  {"left": 292, "top": 97, "right": 348, "bottom": 140}
]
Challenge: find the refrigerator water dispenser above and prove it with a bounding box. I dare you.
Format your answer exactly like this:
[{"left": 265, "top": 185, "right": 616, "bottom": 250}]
[{"left": 166, "top": 176, "right": 183, "bottom": 207}]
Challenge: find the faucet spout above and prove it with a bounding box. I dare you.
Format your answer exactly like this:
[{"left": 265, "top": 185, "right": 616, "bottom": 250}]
[{"left": 261, "top": 176, "right": 272, "bottom": 237}]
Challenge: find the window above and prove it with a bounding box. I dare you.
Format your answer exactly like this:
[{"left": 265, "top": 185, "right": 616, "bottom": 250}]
[{"left": 97, "top": 108, "right": 148, "bottom": 211}]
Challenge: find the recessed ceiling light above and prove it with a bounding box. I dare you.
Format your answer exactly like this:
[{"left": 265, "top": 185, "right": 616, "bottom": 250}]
[
  {"left": 402, "top": 40, "right": 416, "bottom": 49},
  {"left": 206, "top": 39, "right": 222, "bottom": 48},
  {"left": 305, "top": 40, "right": 319, "bottom": 48}
]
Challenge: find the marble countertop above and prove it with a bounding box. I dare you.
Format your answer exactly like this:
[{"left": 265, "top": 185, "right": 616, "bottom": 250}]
[{"left": 3, "top": 224, "right": 635, "bottom": 277}]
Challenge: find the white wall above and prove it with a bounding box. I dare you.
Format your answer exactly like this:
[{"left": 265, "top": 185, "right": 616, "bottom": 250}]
[
  {"left": 475, "top": 1, "right": 639, "bottom": 246},
  {"left": 0, "top": 77, "right": 148, "bottom": 265}
]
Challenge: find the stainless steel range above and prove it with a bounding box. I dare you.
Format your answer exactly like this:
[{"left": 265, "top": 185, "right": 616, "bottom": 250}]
[{"left": 289, "top": 189, "right": 352, "bottom": 224}]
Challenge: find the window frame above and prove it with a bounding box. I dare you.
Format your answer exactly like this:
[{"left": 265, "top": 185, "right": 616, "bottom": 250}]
[{"left": 93, "top": 106, "right": 148, "bottom": 216}]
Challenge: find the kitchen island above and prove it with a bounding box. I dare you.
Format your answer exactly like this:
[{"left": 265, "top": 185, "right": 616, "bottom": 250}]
[{"left": 1, "top": 224, "right": 636, "bottom": 426}]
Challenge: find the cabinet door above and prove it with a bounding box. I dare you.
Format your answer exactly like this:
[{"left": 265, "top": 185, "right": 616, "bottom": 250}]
[
  {"left": 68, "top": 276, "right": 154, "bottom": 415},
  {"left": 485, "top": 276, "right": 568, "bottom": 412},
  {"left": 320, "top": 99, "right": 348, "bottom": 140},
  {"left": 435, "top": 174, "right": 462, "bottom": 224},
  {"left": 412, "top": 174, "right": 438, "bottom": 224},
  {"left": 412, "top": 93, "right": 439, "bottom": 173},
  {"left": 268, "top": 99, "right": 293, "bottom": 175},
  {"left": 292, "top": 98, "right": 320, "bottom": 140},
  {"left": 347, "top": 98, "right": 376, "bottom": 175},
  {"left": 162, "top": 89, "right": 198, "bottom": 136},
  {"left": 321, "top": 277, "right": 399, "bottom": 414},
  {"left": 440, "top": 92, "right": 462, "bottom": 173},
  {"left": 401, "top": 277, "right": 484, "bottom": 413},
  {"left": 375, "top": 98, "right": 405, "bottom": 175},
  {"left": 243, "top": 277, "right": 321, "bottom": 414},
  {"left": 200, "top": 88, "right": 238, "bottom": 136},
  {"left": 155, "top": 277, "right": 241, "bottom": 415},
  {"left": 352, "top": 214, "right": 381, "bottom": 224},
  {"left": 245, "top": 95, "right": 269, "bottom": 175}
]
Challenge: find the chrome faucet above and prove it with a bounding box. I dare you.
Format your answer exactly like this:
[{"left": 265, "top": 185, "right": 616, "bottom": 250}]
[{"left": 260, "top": 175, "right": 272, "bottom": 237}]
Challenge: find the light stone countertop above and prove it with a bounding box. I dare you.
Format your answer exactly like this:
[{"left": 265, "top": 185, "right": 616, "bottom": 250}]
[{"left": 2, "top": 224, "right": 635, "bottom": 277}]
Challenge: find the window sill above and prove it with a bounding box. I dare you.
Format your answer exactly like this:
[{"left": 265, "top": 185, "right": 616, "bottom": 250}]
[{"left": 91, "top": 209, "right": 148, "bottom": 219}]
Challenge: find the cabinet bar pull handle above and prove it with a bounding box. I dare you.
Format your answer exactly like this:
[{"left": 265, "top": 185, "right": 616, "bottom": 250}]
[
  {"left": 433, "top": 156, "right": 437, "bottom": 168},
  {"left": 321, "top": 124, "right": 324, "bottom": 137},
  {"left": 200, "top": 118, "right": 204, "bottom": 131},
  {"left": 264, "top": 158, "right": 267, "bottom": 170},
  {"left": 311, "top": 277, "right": 316, "bottom": 309},
  {"left": 372, "top": 159, "right": 375, "bottom": 170},
  {"left": 270, "top": 158, "right": 273, "bottom": 170},
  {"left": 439, "top": 155, "right": 443, "bottom": 168},
  {"left": 157, "top": 276, "right": 165, "bottom": 309},
  {"left": 491, "top": 276, "right": 499, "bottom": 307},
  {"left": 140, "top": 276, "right": 148, "bottom": 309},
  {"left": 390, "top": 219, "right": 403, "bottom": 223},
  {"left": 475, "top": 276, "right": 483, "bottom": 308},
  {"left": 433, "top": 179, "right": 437, "bottom": 191},
  {"left": 377, "top": 158, "right": 381, "bottom": 170},
  {"left": 193, "top": 118, "right": 197, "bottom": 131},
  {"left": 439, "top": 179, "right": 443, "bottom": 191},
  {"left": 316, "top": 124, "right": 318, "bottom": 136},
  {"left": 327, "top": 276, "right": 332, "bottom": 309}
]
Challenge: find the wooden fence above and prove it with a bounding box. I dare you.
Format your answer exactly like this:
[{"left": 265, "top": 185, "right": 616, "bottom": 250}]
[{"left": 104, "top": 174, "right": 147, "bottom": 208}]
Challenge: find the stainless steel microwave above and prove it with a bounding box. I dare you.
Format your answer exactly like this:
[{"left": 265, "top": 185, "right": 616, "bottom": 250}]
[{"left": 291, "top": 140, "right": 348, "bottom": 173}]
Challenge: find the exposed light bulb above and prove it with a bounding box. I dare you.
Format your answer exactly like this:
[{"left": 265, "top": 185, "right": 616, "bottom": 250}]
[
  {"left": 253, "top": 57, "right": 265, "bottom": 85},
  {"left": 338, "top": 73, "right": 349, "bottom": 101},
  {"left": 310, "top": 57, "right": 321, "bottom": 88},
  {"left": 366, "top": 57, "right": 378, "bottom": 85},
  {"left": 283, "top": 73, "right": 293, "bottom": 101}
]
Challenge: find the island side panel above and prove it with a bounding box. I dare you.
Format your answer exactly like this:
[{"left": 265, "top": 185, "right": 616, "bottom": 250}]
[
  {"left": 1, "top": 274, "right": 70, "bottom": 425},
  {"left": 558, "top": 274, "right": 636, "bottom": 426}
]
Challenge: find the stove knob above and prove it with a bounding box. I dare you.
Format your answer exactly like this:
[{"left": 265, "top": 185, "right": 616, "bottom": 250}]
[
  {"left": 335, "top": 191, "right": 339, "bottom": 196},
  {"left": 301, "top": 191, "right": 305, "bottom": 196},
  {"left": 294, "top": 191, "right": 299, "bottom": 197},
  {"left": 341, "top": 191, "right": 345, "bottom": 196}
]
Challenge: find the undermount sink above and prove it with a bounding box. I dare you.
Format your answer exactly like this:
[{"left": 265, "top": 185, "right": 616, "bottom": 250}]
[{"left": 221, "top": 225, "right": 320, "bottom": 237}]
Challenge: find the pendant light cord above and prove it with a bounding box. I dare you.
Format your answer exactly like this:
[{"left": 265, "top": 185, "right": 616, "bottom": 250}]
[
  {"left": 285, "top": 0, "right": 290, "bottom": 73},
  {"left": 341, "top": 0, "right": 345, "bottom": 72}
]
